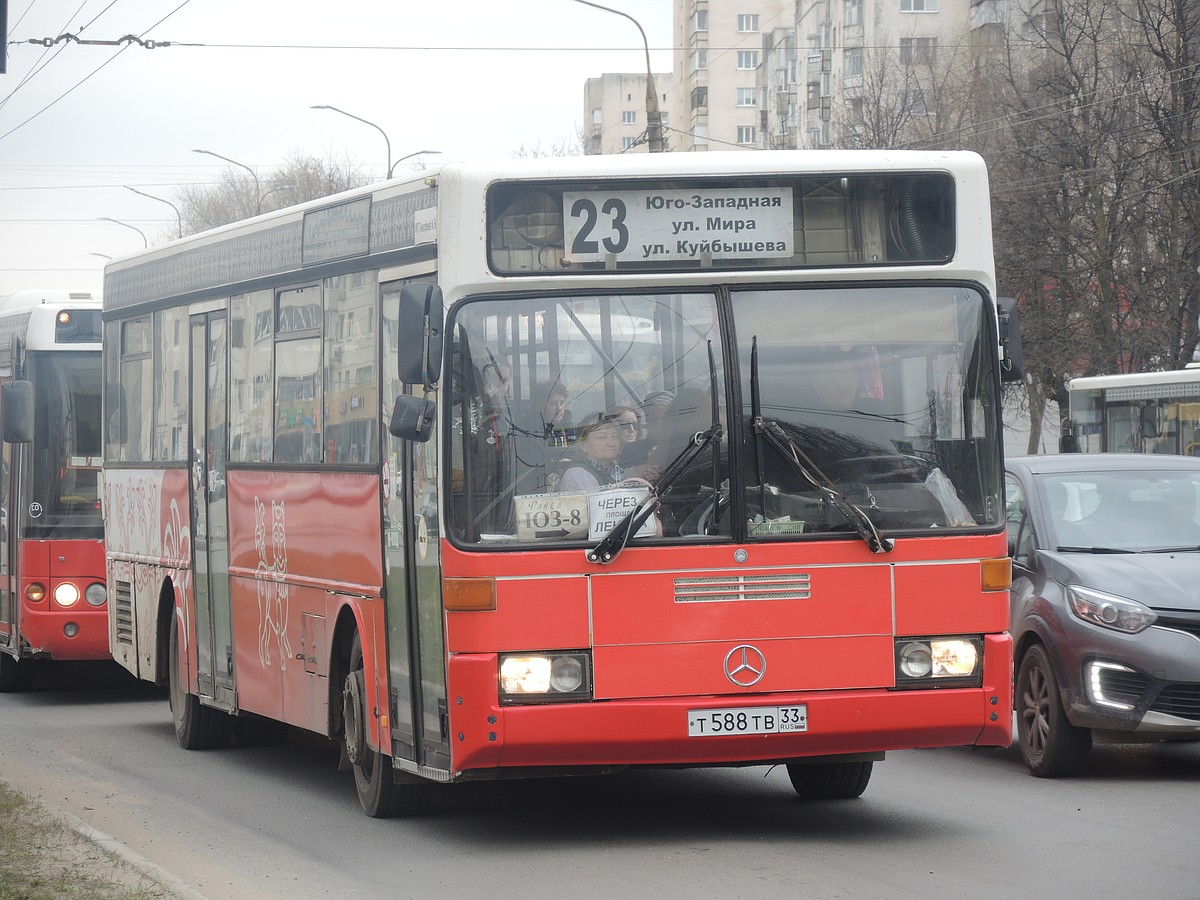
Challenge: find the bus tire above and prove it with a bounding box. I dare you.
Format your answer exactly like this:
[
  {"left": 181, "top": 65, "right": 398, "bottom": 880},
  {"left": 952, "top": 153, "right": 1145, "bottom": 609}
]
[
  {"left": 786, "top": 760, "right": 873, "bottom": 800},
  {"left": 1016, "top": 644, "right": 1091, "bottom": 777},
  {"left": 168, "top": 614, "right": 232, "bottom": 750},
  {"left": 343, "top": 633, "right": 431, "bottom": 818},
  {"left": 0, "top": 652, "right": 35, "bottom": 693}
]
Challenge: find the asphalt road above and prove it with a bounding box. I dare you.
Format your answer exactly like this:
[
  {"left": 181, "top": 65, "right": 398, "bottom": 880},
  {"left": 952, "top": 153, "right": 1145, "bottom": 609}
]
[{"left": 2, "top": 660, "right": 1198, "bottom": 900}]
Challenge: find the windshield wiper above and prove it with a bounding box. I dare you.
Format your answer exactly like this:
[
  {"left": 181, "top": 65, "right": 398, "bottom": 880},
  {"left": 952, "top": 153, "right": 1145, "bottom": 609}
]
[
  {"left": 1145, "top": 545, "right": 1200, "bottom": 553},
  {"left": 585, "top": 422, "right": 721, "bottom": 564},
  {"left": 1055, "top": 546, "right": 1135, "bottom": 554},
  {"left": 757, "top": 420, "right": 894, "bottom": 553},
  {"left": 749, "top": 336, "right": 892, "bottom": 554},
  {"left": 588, "top": 342, "right": 723, "bottom": 565}
]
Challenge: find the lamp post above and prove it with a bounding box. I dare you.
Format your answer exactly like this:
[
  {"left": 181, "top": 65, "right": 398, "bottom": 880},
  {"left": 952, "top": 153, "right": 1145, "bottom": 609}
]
[
  {"left": 389, "top": 149, "right": 441, "bottom": 178},
  {"left": 97, "top": 217, "right": 148, "bottom": 249},
  {"left": 572, "top": 0, "right": 664, "bottom": 152},
  {"left": 311, "top": 104, "right": 392, "bottom": 180},
  {"left": 124, "top": 185, "right": 183, "bottom": 239},
  {"left": 192, "top": 148, "right": 261, "bottom": 214}
]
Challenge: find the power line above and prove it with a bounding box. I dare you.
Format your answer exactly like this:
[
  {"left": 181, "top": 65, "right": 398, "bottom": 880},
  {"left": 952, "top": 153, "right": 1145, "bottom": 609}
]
[{"left": 0, "top": 0, "right": 196, "bottom": 144}]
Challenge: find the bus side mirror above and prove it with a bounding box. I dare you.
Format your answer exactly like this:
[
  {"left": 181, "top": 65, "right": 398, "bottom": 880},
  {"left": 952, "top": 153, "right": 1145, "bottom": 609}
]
[
  {"left": 1059, "top": 418, "right": 1079, "bottom": 453},
  {"left": 397, "top": 283, "right": 444, "bottom": 388},
  {"left": 997, "top": 297, "right": 1024, "bottom": 383},
  {"left": 2, "top": 381, "right": 34, "bottom": 444},
  {"left": 389, "top": 394, "right": 436, "bottom": 443}
]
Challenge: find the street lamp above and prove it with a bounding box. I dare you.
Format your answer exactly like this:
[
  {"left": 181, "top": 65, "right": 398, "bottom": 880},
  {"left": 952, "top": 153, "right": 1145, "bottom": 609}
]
[
  {"left": 97, "top": 217, "right": 148, "bottom": 249},
  {"left": 311, "top": 104, "right": 392, "bottom": 180},
  {"left": 389, "top": 149, "right": 441, "bottom": 178},
  {"left": 572, "top": 0, "right": 664, "bottom": 153},
  {"left": 124, "top": 185, "right": 183, "bottom": 239},
  {"left": 192, "top": 148, "right": 261, "bottom": 214}
]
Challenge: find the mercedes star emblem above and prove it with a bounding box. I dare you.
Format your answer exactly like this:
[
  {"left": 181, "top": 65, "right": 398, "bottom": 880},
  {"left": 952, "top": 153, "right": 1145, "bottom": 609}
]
[{"left": 723, "top": 644, "right": 766, "bottom": 687}]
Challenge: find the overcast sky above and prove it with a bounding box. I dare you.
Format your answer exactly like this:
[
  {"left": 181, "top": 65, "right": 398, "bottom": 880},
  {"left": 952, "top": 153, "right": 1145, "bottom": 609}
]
[{"left": 0, "top": 0, "right": 673, "bottom": 296}]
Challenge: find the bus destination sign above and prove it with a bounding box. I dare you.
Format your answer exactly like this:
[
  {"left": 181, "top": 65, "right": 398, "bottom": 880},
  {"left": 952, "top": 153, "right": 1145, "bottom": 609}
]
[{"left": 563, "top": 187, "right": 794, "bottom": 264}]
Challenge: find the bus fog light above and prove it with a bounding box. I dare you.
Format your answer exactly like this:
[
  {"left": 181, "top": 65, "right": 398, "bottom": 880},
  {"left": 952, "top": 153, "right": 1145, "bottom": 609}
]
[
  {"left": 63, "top": 622, "right": 79, "bottom": 638},
  {"left": 898, "top": 641, "right": 932, "bottom": 678},
  {"left": 54, "top": 583, "right": 81, "bottom": 607},
  {"left": 85, "top": 583, "right": 107, "bottom": 607}
]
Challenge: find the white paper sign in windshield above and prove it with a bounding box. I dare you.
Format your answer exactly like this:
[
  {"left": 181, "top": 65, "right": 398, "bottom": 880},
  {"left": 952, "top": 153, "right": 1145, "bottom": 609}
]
[{"left": 563, "top": 188, "right": 794, "bottom": 264}]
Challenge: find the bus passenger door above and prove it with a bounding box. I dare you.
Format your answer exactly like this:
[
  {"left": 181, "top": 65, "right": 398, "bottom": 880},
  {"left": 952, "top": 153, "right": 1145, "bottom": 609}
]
[
  {"left": 0, "top": 428, "right": 13, "bottom": 654},
  {"left": 382, "top": 281, "right": 450, "bottom": 774},
  {"left": 190, "top": 312, "right": 235, "bottom": 709}
]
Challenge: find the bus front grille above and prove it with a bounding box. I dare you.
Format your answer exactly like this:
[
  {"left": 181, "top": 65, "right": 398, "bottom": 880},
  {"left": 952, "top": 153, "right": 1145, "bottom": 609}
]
[{"left": 674, "top": 573, "right": 811, "bottom": 603}]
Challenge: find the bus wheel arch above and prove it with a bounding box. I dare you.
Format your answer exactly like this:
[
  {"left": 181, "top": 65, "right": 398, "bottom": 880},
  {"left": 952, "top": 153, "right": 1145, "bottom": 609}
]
[
  {"left": 340, "top": 625, "right": 430, "bottom": 817},
  {"left": 154, "top": 577, "right": 176, "bottom": 688},
  {"left": 166, "top": 595, "right": 232, "bottom": 751}
]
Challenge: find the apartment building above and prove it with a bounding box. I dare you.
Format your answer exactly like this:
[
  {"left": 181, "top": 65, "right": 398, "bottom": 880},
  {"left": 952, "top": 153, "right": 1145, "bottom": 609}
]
[
  {"left": 584, "top": 72, "right": 674, "bottom": 155},
  {"left": 585, "top": 1, "right": 1002, "bottom": 154},
  {"left": 670, "top": 0, "right": 792, "bottom": 151}
]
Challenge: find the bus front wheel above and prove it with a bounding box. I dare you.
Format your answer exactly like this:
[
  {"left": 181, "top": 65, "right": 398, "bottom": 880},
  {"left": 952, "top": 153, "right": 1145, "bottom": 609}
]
[
  {"left": 343, "top": 633, "right": 430, "bottom": 818},
  {"left": 786, "top": 760, "right": 873, "bottom": 800},
  {"left": 0, "top": 651, "right": 34, "bottom": 693},
  {"left": 168, "top": 614, "right": 231, "bottom": 750}
]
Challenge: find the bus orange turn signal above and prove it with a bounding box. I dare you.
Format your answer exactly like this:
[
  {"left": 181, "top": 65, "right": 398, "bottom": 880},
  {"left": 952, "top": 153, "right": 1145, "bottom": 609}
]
[
  {"left": 443, "top": 577, "right": 497, "bottom": 611},
  {"left": 980, "top": 557, "right": 1012, "bottom": 592}
]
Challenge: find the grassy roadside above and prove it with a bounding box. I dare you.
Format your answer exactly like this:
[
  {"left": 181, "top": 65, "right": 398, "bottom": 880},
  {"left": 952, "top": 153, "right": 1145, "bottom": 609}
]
[{"left": 0, "top": 779, "right": 176, "bottom": 900}]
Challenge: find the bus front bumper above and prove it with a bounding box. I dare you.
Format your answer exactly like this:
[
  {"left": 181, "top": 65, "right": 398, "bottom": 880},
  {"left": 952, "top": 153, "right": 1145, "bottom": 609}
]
[{"left": 446, "top": 652, "right": 1012, "bottom": 775}]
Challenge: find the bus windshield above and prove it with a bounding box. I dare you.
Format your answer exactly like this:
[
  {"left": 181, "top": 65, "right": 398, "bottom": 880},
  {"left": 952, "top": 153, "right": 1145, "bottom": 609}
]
[
  {"left": 20, "top": 351, "right": 103, "bottom": 539},
  {"left": 447, "top": 284, "right": 1001, "bottom": 548}
]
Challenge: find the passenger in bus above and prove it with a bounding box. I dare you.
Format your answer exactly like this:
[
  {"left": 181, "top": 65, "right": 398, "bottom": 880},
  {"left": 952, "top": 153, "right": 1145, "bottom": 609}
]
[
  {"left": 619, "top": 392, "right": 671, "bottom": 474},
  {"left": 538, "top": 381, "right": 573, "bottom": 446},
  {"left": 553, "top": 413, "right": 626, "bottom": 493},
  {"left": 810, "top": 344, "right": 883, "bottom": 412}
]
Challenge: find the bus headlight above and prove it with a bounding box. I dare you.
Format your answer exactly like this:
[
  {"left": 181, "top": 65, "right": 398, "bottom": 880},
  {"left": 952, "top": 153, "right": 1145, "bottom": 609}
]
[
  {"left": 499, "top": 651, "right": 591, "bottom": 704},
  {"left": 894, "top": 637, "right": 982, "bottom": 689},
  {"left": 54, "top": 583, "right": 81, "bottom": 607},
  {"left": 85, "top": 583, "right": 107, "bottom": 607}
]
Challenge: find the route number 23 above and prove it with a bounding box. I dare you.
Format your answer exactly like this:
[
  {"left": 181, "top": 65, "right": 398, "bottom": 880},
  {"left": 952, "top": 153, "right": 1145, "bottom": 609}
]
[{"left": 569, "top": 198, "right": 629, "bottom": 255}]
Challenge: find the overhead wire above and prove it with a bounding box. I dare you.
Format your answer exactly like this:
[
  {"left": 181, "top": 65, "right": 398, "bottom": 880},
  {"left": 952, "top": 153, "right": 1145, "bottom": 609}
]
[{"left": 0, "top": 0, "right": 195, "bottom": 143}]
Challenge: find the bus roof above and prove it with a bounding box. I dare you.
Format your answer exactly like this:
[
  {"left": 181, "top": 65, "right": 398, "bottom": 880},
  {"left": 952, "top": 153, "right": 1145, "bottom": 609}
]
[
  {"left": 1069, "top": 368, "right": 1200, "bottom": 392},
  {"left": 103, "top": 149, "right": 993, "bottom": 314}
]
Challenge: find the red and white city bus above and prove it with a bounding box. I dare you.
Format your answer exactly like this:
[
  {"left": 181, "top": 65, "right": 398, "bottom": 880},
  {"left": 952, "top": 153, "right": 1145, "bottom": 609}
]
[
  {"left": 103, "top": 151, "right": 1020, "bottom": 816},
  {"left": 0, "top": 290, "right": 107, "bottom": 692}
]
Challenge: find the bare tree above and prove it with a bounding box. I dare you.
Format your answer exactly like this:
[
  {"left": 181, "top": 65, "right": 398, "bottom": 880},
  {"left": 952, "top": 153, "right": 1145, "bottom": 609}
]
[{"left": 175, "top": 150, "right": 367, "bottom": 236}]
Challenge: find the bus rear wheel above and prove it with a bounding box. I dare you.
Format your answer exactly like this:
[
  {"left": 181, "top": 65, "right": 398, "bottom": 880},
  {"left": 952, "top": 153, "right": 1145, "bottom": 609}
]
[
  {"left": 343, "top": 633, "right": 430, "bottom": 818},
  {"left": 786, "top": 760, "right": 873, "bottom": 800},
  {"left": 0, "top": 651, "right": 35, "bottom": 693},
  {"left": 168, "top": 614, "right": 231, "bottom": 750}
]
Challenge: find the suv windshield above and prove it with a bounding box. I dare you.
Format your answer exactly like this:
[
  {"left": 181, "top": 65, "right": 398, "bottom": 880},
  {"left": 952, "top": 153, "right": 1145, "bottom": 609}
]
[{"left": 446, "top": 285, "right": 1003, "bottom": 549}]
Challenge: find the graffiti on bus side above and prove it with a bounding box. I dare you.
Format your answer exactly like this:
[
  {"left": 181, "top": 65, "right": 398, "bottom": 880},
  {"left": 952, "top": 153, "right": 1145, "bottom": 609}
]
[
  {"left": 254, "top": 496, "right": 291, "bottom": 669},
  {"left": 103, "top": 469, "right": 193, "bottom": 645}
]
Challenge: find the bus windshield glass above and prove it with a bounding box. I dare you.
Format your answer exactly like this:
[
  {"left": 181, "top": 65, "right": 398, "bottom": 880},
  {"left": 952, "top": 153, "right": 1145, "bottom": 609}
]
[
  {"left": 21, "top": 351, "right": 103, "bottom": 539},
  {"left": 447, "top": 284, "right": 1002, "bottom": 549}
]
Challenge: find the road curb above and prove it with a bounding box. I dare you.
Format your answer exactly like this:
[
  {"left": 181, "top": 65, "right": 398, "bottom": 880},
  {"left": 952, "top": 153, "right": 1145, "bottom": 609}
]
[{"left": 46, "top": 800, "right": 208, "bottom": 900}]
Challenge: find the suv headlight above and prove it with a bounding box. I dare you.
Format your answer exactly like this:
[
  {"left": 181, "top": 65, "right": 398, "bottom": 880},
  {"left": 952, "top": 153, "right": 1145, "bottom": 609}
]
[{"left": 1067, "top": 586, "right": 1156, "bottom": 634}]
